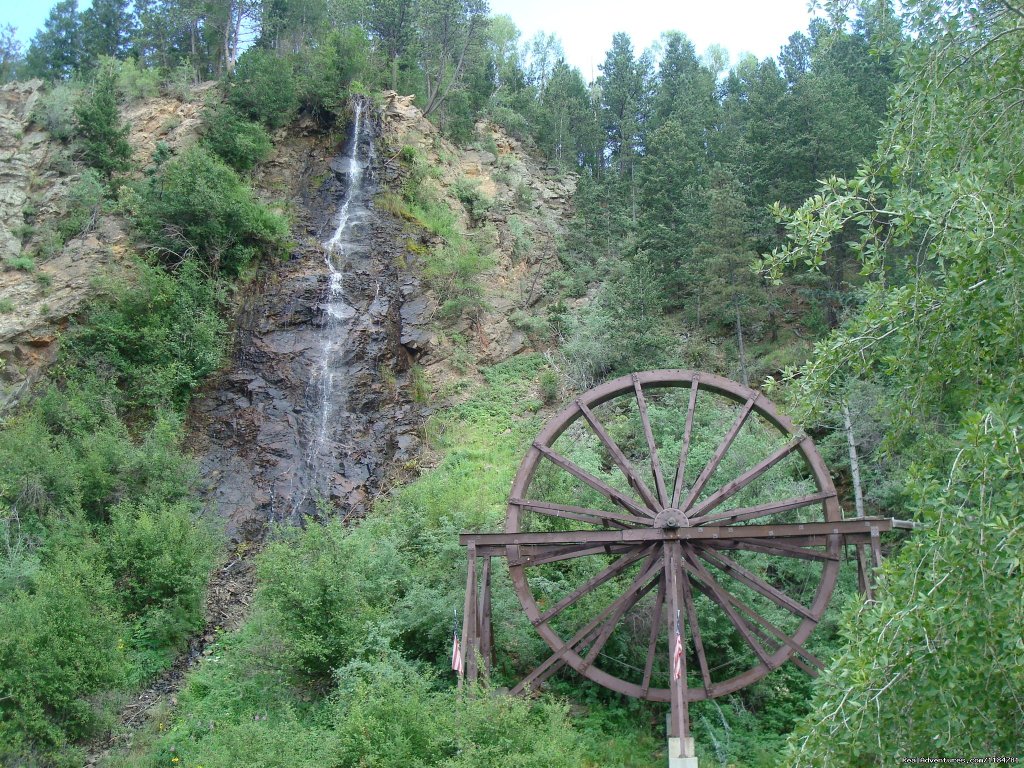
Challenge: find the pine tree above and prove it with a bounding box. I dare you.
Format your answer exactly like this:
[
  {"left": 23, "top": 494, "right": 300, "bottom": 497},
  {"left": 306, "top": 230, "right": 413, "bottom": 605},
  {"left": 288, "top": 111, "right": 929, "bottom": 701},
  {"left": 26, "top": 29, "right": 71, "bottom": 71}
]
[
  {"left": 75, "top": 63, "right": 133, "bottom": 178},
  {"left": 24, "top": 0, "right": 81, "bottom": 81},
  {"left": 81, "top": 0, "right": 136, "bottom": 63}
]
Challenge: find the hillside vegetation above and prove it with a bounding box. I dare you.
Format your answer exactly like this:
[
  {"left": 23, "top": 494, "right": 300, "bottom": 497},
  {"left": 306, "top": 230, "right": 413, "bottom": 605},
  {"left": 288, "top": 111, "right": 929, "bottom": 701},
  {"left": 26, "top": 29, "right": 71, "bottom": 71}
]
[{"left": 0, "top": 0, "right": 1021, "bottom": 765}]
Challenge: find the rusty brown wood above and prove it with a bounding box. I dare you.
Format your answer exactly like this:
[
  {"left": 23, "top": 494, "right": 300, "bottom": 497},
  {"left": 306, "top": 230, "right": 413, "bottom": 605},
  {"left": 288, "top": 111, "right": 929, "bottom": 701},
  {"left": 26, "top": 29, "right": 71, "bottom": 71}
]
[
  {"left": 577, "top": 399, "right": 663, "bottom": 512},
  {"left": 479, "top": 556, "right": 493, "bottom": 676},
  {"left": 665, "top": 540, "right": 689, "bottom": 739},
  {"left": 680, "top": 563, "right": 712, "bottom": 695},
  {"left": 510, "top": 553, "right": 663, "bottom": 696},
  {"left": 701, "top": 549, "right": 817, "bottom": 621},
  {"left": 692, "top": 491, "right": 836, "bottom": 527},
  {"left": 685, "top": 566, "right": 824, "bottom": 672},
  {"left": 535, "top": 545, "right": 656, "bottom": 625},
  {"left": 641, "top": 573, "right": 666, "bottom": 697},
  {"left": 671, "top": 374, "right": 700, "bottom": 508},
  {"left": 581, "top": 550, "right": 662, "bottom": 671},
  {"left": 681, "top": 545, "right": 773, "bottom": 667},
  {"left": 708, "top": 538, "right": 840, "bottom": 562},
  {"left": 633, "top": 374, "right": 669, "bottom": 507},
  {"left": 462, "top": 543, "right": 478, "bottom": 685},
  {"left": 535, "top": 442, "right": 652, "bottom": 517},
  {"left": 510, "top": 497, "right": 649, "bottom": 527},
  {"left": 461, "top": 518, "right": 892, "bottom": 547}
]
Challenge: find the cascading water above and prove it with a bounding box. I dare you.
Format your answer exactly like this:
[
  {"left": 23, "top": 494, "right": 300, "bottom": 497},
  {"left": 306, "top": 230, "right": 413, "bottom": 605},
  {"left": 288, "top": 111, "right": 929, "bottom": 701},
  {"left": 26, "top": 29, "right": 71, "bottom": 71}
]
[{"left": 291, "top": 98, "right": 375, "bottom": 516}]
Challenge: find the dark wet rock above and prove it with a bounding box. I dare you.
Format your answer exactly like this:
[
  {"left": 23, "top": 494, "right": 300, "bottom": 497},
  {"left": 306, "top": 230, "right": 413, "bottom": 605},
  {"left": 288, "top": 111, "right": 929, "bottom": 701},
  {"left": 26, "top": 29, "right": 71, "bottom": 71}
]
[{"left": 188, "top": 98, "right": 428, "bottom": 541}]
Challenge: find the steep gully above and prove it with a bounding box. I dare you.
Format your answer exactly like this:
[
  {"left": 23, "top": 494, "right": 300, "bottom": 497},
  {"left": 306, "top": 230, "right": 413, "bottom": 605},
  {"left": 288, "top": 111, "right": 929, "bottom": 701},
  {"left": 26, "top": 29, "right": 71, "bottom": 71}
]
[{"left": 88, "top": 97, "right": 426, "bottom": 758}]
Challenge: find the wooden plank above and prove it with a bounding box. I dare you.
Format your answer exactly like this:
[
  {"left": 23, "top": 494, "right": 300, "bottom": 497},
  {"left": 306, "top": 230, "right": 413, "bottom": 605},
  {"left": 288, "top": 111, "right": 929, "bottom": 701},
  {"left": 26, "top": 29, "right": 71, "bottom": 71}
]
[
  {"left": 701, "top": 549, "right": 816, "bottom": 621},
  {"left": 681, "top": 546, "right": 773, "bottom": 667},
  {"left": 640, "top": 573, "right": 666, "bottom": 697},
  {"left": 511, "top": 498, "right": 649, "bottom": 527},
  {"left": 577, "top": 399, "right": 662, "bottom": 512},
  {"left": 535, "top": 442, "right": 652, "bottom": 517},
  {"left": 633, "top": 375, "right": 669, "bottom": 507},
  {"left": 665, "top": 540, "right": 689, "bottom": 739},
  {"left": 671, "top": 375, "right": 700, "bottom": 508},
  {"left": 691, "top": 491, "right": 834, "bottom": 527}
]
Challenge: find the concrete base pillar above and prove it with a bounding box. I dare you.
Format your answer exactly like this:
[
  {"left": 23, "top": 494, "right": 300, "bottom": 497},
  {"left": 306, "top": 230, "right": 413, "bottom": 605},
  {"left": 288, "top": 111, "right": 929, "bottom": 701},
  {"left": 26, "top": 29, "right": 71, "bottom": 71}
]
[{"left": 668, "top": 736, "right": 698, "bottom": 768}]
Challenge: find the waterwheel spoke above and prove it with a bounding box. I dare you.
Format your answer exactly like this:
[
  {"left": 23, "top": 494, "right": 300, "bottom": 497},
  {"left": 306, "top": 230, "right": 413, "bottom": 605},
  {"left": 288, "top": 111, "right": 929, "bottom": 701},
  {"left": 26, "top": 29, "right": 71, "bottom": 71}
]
[
  {"left": 577, "top": 400, "right": 662, "bottom": 512},
  {"left": 670, "top": 374, "right": 700, "bottom": 509},
  {"left": 640, "top": 573, "right": 666, "bottom": 696},
  {"left": 535, "top": 544, "right": 657, "bottom": 625},
  {"left": 687, "top": 569, "right": 824, "bottom": 674},
  {"left": 700, "top": 549, "right": 816, "bottom": 622},
  {"left": 691, "top": 491, "right": 835, "bottom": 527},
  {"left": 680, "top": 564, "right": 712, "bottom": 694},
  {"left": 680, "top": 394, "right": 758, "bottom": 515},
  {"left": 681, "top": 545, "right": 773, "bottom": 667},
  {"left": 513, "top": 543, "right": 635, "bottom": 567},
  {"left": 708, "top": 538, "right": 839, "bottom": 563},
  {"left": 633, "top": 375, "right": 669, "bottom": 507},
  {"left": 687, "top": 437, "right": 804, "bottom": 522},
  {"left": 535, "top": 442, "right": 652, "bottom": 518},
  {"left": 582, "top": 550, "right": 662, "bottom": 667},
  {"left": 511, "top": 498, "right": 650, "bottom": 528},
  {"left": 512, "top": 552, "right": 663, "bottom": 695}
]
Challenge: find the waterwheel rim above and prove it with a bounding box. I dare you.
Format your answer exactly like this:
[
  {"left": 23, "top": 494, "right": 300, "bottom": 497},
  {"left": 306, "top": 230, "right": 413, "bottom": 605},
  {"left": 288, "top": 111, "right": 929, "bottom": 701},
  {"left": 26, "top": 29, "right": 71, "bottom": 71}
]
[{"left": 505, "top": 369, "right": 841, "bottom": 702}]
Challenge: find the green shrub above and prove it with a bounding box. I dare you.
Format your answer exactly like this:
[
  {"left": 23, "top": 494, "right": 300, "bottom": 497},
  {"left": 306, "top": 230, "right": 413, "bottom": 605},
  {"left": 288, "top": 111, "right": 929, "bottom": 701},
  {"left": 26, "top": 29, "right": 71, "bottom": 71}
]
[
  {"left": 0, "top": 298, "right": 14, "bottom": 313},
  {"left": 227, "top": 48, "right": 298, "bottom": 129},
  {"left": 133, "top": 145, "right": 289, "bottom": 275},
  {"left": 58, "top": 168, "right": 104, "bottom": 239},
  {"left": 106, "top": 499, "right": 218, "bottom": 664},
  {"left": 161, "top": 63, "right": 194, "bottom": 101},
  {"left": 34, "top": 226, "right": 65, "bottom": 259},
  {"left": 452, "top": 176, "right": 493, "bottom": 226},
  {"left": 110, "top": 56, "right": 160, "bottom": 102},
  {"left": 75, "top": 63, "right": 133, "bottom": 177},
  {"left": 0, "top": 543, "right": 126, "bottom": 756},
  {"left": 257, "top": 519, "right": 410, "bottom": 680},
  {"left": 31, "top": 83, "right": 79, "bottom": 141},
  {"left": 4, "top": 254, "right": 34, "bottom": 271},
  {"left": 538, "top": 369, "right": 559, "bottom": 404},
  {"left": 201, "top": 104, "right": 273, "bottom": 172},
  {"left": 68, "top": 260, "right": 227, "bottom": 409},
  {"left": 329, "top": 659, "right": 585, "bottom": 768}
]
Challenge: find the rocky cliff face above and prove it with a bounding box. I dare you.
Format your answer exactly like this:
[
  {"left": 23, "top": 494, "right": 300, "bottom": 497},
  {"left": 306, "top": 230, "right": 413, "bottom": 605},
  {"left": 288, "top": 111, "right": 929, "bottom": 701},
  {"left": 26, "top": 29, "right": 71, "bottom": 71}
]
[
  {"left": 377, "top": 91, "right": 576, "bottom": 395},
  {"left": 0, "top": 80, "right": 216, "bottom": 412}
]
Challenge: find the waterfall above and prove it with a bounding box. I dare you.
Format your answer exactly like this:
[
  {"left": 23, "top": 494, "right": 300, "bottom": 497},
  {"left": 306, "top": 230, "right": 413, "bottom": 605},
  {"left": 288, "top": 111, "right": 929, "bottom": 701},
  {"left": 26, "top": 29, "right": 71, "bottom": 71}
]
[{"left": 291, "top": 98, "right": 374, "bottom": 517}]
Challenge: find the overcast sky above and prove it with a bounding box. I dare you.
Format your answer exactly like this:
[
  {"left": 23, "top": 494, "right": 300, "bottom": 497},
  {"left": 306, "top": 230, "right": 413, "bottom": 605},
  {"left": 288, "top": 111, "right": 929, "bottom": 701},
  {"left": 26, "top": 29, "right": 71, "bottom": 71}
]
[
  {"left": 4, "top": 0, "right": 819, "bottom": 74},
  {"left": 488, "top": 0, "right": 820, "bottom": 77}
]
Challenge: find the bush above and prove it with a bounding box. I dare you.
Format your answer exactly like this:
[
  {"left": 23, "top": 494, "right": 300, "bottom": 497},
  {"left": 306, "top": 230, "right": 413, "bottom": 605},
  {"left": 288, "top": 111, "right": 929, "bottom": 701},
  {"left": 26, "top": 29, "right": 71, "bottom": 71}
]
[
  {"left": 328, "top": 659, "right": 585, "bottom": 768},
  {"left": 109, "top": 56, "right": 160, "bottom": 102},
  {"left": 31, "top": 83, "right": 79, "bottom": 141},
  {"left": 68, "top": 260, "right": 227, "bottom": 409},
  {"left": 133, "top": 145, "right": 289, "bottom": 275},
  {"left": 4, "top": 254, "right": 34, "bottom": 271},
  {"left": 227, "top": 48, "right": 298, "bottom": 129},
  {"left": 452, "top": 177, "right": 493, "bottom": 226},
  {"left": 106, "top": 499, "right": 218, "bottom": 660},
  {"left": 257, "top": 519, "right": 410, "bottom": 680},
  {"left": 201, "top": 104, "right": 273, "bottom": 172},
  {"left": 75, "top": 63, "right": 133, "bottom": 177},
  {"left": 0, "top": 544, "right": 126, "bottom": 757},
  {"left": 58, "top": 168, "right": 104, "bottom": 239},
  {"left": 539, "top": 369, "right": 559, "bottom": 404}
]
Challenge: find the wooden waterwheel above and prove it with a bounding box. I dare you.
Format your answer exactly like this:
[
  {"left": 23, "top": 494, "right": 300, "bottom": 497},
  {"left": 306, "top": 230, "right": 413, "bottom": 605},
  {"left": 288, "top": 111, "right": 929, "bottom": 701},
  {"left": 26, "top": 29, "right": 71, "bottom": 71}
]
[{"left": 459, "top": 370, "right": 902, "bottom": 763}]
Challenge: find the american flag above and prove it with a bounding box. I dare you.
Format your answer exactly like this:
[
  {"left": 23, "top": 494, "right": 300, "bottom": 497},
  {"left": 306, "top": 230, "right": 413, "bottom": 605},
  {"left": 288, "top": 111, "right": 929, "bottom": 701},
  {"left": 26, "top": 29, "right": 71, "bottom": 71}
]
[
  {"left": 672, "top": 628, "right": 684, "bottom": 681},
  {"left": 451, "top": 630, "right": 463, "bottom": 674}
]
